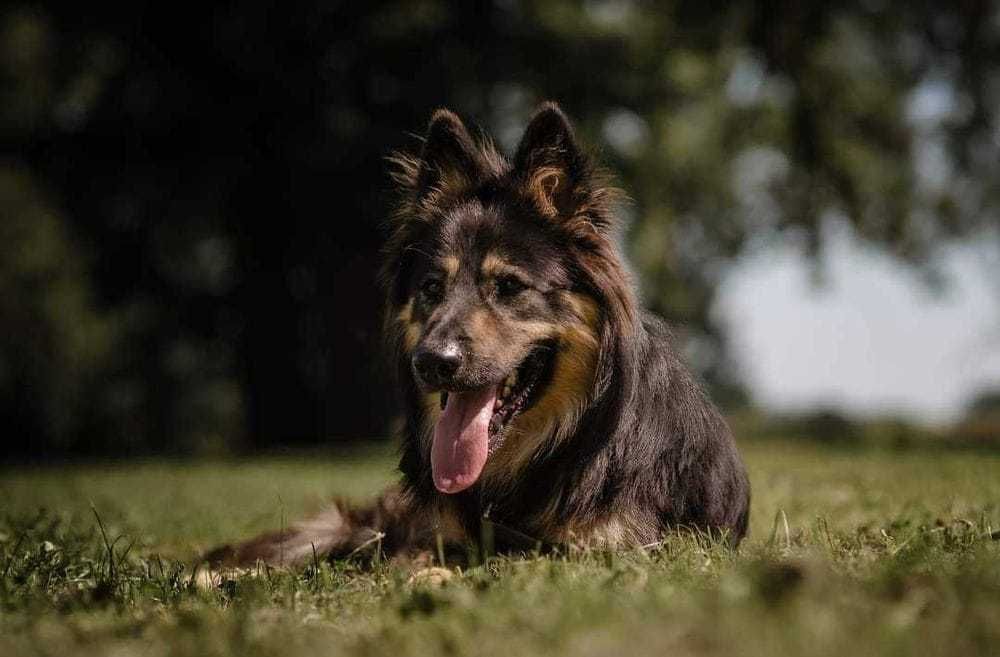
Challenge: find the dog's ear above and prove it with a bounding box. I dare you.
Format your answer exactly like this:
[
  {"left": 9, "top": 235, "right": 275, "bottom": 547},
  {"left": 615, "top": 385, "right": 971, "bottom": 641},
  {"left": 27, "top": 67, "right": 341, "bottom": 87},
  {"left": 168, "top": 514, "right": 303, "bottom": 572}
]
[
  {"left": 414, "top": 109, "right": 483, "bottom": 199},
  {"left": 514, "top": 102, "right": 591, "bottom": 220}
]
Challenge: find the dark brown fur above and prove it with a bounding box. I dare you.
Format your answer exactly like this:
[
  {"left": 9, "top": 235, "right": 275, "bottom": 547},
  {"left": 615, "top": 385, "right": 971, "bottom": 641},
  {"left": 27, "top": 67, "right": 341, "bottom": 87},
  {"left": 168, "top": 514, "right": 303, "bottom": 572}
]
[{"left": 204, "top": 103, "right": 750, "bottom": 569}]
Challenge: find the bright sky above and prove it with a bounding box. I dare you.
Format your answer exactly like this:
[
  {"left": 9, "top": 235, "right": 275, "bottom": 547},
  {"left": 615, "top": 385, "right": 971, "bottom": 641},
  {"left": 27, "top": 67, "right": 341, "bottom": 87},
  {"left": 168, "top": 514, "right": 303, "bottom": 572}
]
[{"left": 714, "top": 222, "right": 1000, "bottom": 426}]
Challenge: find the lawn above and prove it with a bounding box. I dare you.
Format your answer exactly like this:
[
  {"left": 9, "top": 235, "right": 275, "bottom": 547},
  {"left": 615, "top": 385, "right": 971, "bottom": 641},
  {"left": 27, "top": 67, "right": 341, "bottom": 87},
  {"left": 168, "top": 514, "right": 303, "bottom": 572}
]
[{"left": 1, "top": 439, "right": 998, "bottom": 657}]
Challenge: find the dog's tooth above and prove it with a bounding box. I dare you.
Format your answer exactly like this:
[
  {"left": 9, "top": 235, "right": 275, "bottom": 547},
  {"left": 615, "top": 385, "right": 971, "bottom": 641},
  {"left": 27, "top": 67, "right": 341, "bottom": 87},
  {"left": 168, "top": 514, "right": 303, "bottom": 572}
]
[{"left": 503, "top": 383, "right": 512, "bottom": 399}]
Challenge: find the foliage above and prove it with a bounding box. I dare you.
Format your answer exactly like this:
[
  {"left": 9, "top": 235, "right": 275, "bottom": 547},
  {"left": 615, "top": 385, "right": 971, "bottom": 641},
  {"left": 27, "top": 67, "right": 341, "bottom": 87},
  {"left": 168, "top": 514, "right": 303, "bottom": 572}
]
[{"left": 2, "top": 2, "right": 999, "bottom": 453}]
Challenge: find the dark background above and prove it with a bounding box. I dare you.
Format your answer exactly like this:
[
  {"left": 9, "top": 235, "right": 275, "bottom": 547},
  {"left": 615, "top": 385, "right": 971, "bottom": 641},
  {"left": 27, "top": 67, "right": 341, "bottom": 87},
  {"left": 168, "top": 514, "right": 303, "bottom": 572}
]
[{"left": 3, "top": 1, "right": 999, "bottom": 459}]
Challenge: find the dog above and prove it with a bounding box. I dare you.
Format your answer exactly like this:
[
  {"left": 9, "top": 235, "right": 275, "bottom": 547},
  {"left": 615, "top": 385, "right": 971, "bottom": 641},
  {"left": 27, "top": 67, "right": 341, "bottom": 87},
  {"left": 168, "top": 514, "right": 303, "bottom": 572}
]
[{"left": 204, "top": 102, "right": 750, "bottom": 568}]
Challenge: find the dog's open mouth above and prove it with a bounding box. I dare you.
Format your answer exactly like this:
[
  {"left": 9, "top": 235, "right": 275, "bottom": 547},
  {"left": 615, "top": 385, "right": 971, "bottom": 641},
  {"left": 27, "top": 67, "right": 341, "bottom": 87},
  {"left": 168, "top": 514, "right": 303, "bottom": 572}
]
[{"left": 431, "top": 343, "right": 555, "bottom": 494}]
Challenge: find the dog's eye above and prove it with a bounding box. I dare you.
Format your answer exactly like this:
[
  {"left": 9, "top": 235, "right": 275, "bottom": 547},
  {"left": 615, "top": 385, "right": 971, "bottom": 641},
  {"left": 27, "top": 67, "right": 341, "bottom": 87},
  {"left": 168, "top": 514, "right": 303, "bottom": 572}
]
[
  {"left": 421, "top": 278, "right": 444, "bottom": 302},
  {"left": 495, "top": 275, "right": 527, "bottom": 299}
]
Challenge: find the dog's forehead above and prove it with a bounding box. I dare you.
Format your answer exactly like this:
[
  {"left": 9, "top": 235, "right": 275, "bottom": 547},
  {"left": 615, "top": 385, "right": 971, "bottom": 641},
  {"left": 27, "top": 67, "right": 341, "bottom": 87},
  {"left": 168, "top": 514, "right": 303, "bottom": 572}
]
[{"left": 433, "top": 199, "right": 567, "bottom": 277}]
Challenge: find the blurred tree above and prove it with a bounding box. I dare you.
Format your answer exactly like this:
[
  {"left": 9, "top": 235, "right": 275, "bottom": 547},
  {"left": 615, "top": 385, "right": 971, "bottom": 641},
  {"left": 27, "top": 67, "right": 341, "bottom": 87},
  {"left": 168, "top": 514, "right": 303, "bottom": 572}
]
[
  {"left": 0, "top": 166, "right": 115, "bottom": 454},
  {"left": 951, "top": 387, "right": 1000, "bottom": 447},
  {"left": 966, "top": 388, "right": 1000, "bottom": 420},
  {"left": 1, "top": 1, "right": 998, "bottom": 455}
]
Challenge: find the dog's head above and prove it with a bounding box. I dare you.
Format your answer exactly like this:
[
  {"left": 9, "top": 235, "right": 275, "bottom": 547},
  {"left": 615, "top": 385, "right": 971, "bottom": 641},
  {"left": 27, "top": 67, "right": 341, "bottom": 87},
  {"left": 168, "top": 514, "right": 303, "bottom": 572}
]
[{"left": 384, "top": 103, "right": 635, "bottom": 494}]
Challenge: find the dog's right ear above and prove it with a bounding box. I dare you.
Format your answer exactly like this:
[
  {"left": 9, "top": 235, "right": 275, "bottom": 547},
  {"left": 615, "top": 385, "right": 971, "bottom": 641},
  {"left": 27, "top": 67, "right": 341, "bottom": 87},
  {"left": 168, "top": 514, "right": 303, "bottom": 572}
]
[
  {"left": 389, "top": 110, "right": 483, "bottom": 210},
  {"left": 414, "top": 109, "right": 483, "bottom": 198},
  {"left": 383, "top": 111, "right": 481, "bottom": 302}
]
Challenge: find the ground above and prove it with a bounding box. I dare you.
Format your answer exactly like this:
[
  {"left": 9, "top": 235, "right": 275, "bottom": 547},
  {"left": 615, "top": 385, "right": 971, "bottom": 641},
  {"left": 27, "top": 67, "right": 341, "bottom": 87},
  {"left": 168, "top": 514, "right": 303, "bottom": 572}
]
[{"left": 1, "top": 439, "right": 998, "bottom": 657}]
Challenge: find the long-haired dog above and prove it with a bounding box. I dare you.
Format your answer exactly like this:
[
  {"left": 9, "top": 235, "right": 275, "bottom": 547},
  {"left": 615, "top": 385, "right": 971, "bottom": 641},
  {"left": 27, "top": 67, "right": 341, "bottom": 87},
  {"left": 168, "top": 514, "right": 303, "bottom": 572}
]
[{"left": 205, "top": 102, "right": 749, "bottom": 568}]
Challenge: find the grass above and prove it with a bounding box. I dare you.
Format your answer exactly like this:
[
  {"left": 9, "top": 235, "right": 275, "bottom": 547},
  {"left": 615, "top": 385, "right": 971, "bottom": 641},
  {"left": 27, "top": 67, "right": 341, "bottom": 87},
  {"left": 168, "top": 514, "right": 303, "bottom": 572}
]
[{"left": 1, "top": 439, "right": 999, "bottom": 657}]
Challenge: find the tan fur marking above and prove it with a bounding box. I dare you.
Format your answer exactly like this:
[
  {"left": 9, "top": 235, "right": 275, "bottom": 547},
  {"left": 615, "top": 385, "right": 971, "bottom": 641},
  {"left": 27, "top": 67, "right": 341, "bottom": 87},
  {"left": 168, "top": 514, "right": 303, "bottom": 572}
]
[
  {"left": 440, "top": 255, "right": 460, "bottom": 279},
  {"left": 508, "top": 320, "right": 557, "bottom": 343},
  {"left": 481, "top": 252, "right": 532, "bottom": 282},
  {"left": 480, "top": 252, "right": 511, "bottom": 278},
  {"left": 404, "top": 324, "right": 422, "bottom": 352},
  {"left": 396, "top": 299, "right": 423, "bottom": 353},
  {"left": 464, "top": 307, "right": 502, "bottom": 346},
  {"left": 528, "top": 166, "right": 564, "bottom": 218},
  {"left": 482, "top": 292, "right": 600, "bottom": 487},
  {"left": 396, "top": 299, "right": 413, "bottom": 324},
  {"left": 562, "top": 291, "right": 600, "bottom": 327}
]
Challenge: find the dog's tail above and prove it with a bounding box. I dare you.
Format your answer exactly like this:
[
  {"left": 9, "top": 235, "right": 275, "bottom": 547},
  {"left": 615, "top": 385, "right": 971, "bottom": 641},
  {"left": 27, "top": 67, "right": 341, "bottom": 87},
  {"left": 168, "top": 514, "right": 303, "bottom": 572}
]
[{"left": 200, "top": 486, "right": 417, "bottom": 568}]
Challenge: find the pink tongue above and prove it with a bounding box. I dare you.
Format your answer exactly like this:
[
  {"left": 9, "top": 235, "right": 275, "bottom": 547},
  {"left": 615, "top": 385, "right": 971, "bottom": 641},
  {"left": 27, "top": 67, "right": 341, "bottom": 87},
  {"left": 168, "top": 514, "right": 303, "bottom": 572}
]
[{"left": 431, "top": 387, "right": 497, "bottom": 493}]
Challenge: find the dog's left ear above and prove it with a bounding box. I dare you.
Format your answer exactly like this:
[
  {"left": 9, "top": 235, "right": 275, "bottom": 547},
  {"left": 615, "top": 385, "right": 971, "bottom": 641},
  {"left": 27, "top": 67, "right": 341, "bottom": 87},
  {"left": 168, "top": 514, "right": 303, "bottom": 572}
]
[{"left": 514, "top": 102, "right": 591, "bottom": 220}]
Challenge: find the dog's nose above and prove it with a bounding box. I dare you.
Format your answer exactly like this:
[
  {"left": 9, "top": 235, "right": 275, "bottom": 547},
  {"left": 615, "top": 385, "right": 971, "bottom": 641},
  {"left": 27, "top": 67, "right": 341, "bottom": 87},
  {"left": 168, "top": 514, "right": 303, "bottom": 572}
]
[{"left": 413, "top": 344, "right": 463, "bottom": 387}]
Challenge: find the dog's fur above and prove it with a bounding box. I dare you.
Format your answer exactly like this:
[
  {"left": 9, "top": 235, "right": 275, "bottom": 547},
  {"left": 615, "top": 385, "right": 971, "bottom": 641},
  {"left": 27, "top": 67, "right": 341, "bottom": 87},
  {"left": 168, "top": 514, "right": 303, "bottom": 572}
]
[{"left": 205, "top": 103, "right": 750, "bottom": 568}]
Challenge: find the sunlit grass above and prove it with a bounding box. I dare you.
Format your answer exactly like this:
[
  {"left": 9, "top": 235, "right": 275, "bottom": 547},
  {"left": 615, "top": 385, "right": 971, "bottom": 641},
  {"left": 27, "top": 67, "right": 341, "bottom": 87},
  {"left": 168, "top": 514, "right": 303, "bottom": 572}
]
[{"left": 2, "top": 439, "right": 998, "bottom": 657}]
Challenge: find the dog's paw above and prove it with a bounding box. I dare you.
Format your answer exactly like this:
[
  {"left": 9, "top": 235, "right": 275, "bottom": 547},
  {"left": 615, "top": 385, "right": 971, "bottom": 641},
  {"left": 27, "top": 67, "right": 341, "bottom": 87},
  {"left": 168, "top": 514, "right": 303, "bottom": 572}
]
[{"left": 406, "top": 566, "right": 455, "bottom": 587}]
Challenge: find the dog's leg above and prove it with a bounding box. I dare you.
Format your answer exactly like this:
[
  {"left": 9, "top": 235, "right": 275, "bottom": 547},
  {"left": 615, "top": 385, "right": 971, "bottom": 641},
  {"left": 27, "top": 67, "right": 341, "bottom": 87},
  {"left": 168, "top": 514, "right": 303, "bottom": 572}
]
[{"left": 200, "top": 486, "right": 419, "bottom": 569}]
